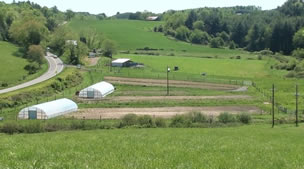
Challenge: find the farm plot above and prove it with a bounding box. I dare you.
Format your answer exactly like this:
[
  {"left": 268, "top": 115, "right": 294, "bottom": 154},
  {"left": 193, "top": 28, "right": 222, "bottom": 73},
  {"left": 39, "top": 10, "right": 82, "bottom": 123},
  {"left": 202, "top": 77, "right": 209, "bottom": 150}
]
[
  {"left": 80, "top": 95, "right": 252, "bottom": 102},
  {"left": 104, "top": 76, "right": 241, "bottom": 90},
  {"left": 67, "top": 106, "right": 260, "bottom": 119}
]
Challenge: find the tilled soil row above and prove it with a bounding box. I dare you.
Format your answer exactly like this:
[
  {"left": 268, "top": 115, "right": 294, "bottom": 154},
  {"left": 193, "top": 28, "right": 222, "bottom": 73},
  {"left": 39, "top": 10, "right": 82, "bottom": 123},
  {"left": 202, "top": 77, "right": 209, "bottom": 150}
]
[
  {"left": 104, "top": 76, "right": 241, "bottom": 90},
  {"left": 67, "top": 106, "right": 261, "bottom": 119}
]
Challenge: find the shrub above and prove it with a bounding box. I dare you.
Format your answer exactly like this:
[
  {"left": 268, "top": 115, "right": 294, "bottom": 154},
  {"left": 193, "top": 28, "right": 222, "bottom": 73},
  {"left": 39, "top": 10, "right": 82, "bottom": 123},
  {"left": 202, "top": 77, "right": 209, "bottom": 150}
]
[
  {"left": 24, "top": 62, "right": 40, "bottom": 74},
  {"left": 238, "top": 113, "right": 252, "bottom": 124},
  {"left": 1, "top": 122, "right": 20, "bottom": 135},
  {"left": 218, "top": 112, "right": 235, "bottom": 124},
  {"left": 1, "top": 82, "right": 8, "bottom": 87},
  {"left": 155, "top": 118, "right": 167, "bottom": 128},
  {"left": 21, "top": 121, "right": 45, "bottom": 133},
  {"left": 285, "top": 71, "right": 296, "bottom": 78},
  {"left": 120, "top": 114, "right": 138, "bottom": 127},
  {"left": 170, "top": 115, "right": 191, "bottom": 128},
  {"left": 207, "top": 115, "right": 215, "bottom": 124},
  {"left": 137, "top": 115, "right": 155, "bottom": 128},
  {"left": 259, "top": 49, "right": 273, "bottom": 55},
  {"left": 236, "top": 56, "right": 241, "bottom": 59},
  {"left": 229, "top": 41, "right": 236, "bottom": 49},
  {"left": 258, "top": 55, "right": 263, "bottom": 60},
  {"left": 188, "top": 112, "right": 207, "bottom": 123},
  {"left": 70, "top": 120, "right": 85, "bottom": 130},
  {"left": 175, "top": 26, "right": 190, "bottom": 41},
  {"left": 293, "top": 48, "right": 304, "bottom": 59},
  {"left": 210, "top": 37, "right": 224, "bottom": 48}
]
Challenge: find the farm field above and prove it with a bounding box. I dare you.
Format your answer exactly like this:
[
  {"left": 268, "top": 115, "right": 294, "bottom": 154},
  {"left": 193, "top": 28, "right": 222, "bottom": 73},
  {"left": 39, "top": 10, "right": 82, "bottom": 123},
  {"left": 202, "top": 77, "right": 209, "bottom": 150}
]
[
  {"left": 68, "top": 105, "right": 260, "bottom": 119},
  {"left": 67, "top": 19, "right": 304, "bottom": 111},
  {"left": 68, "top": 19, "right": 253, "bottom": 58},
  {"left": 0, "top": 125, "right": 304, "bottom": 169},
  {"left": 0, "top": 41, "right": 48, "bottom": 89}
]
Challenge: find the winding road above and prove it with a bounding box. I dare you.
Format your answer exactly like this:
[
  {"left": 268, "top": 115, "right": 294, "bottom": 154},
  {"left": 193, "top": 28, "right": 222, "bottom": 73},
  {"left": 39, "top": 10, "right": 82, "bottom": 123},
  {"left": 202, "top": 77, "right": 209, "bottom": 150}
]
[{"left": 0, "top": 52, "right": 64, "bottom": 94}]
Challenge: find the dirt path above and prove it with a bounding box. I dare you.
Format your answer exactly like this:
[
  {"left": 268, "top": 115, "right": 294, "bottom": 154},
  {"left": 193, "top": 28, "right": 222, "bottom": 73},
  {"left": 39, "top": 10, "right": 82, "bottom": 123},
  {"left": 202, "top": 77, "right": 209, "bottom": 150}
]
[
  {"left": 85, "top": 57, "right": 100, "bottom": 66},
  {"left": 67, "top": 106, "right": 260, "bottom": 119},
  {"left": 104, "top": 76, "right": 241, "bottom": 91},
  {"left": 80, "top": 95, "right": 252, "bottom": 102}
]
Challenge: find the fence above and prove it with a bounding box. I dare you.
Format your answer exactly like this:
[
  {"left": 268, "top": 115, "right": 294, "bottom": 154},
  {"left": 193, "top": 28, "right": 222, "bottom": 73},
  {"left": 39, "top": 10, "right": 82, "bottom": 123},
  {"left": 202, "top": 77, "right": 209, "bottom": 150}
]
[{"left": 252, "top": 82, "right": 304, "bottom": 115}]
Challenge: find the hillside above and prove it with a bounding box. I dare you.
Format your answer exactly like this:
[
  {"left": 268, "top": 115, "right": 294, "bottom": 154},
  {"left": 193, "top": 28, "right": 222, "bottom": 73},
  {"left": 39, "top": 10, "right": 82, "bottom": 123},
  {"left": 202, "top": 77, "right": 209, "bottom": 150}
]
[
  {"left": 0, "top": 41, "right": 47, "bottom": 89},
  {"left": 68, "top": 19, "right": 251, "bottom": 58}
]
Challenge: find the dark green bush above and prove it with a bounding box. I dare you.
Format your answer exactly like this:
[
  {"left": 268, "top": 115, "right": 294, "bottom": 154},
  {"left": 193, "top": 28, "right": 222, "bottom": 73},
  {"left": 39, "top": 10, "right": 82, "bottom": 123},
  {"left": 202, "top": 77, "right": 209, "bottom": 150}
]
[
  {"left": 1, "top": 122, "right": 20, "bottom": 135},
  {"left": 170, "top": 115, "right": 191, "bottom": 128},
  {"left": 238, "top": 113, "right": 252, "bottom": 124},
  {"left": 120, "top": 114, "right": 138, "bottom": 127},
  {"left": 188, "top": 112, "right": 207, "bottom": 123},
  {"left": 137, "top": 115, "right": 155, "bottom": 128},
  {"left": 218, "top": 112, "right": 235, "bottom": 124},
  {"left": 285, "top": 71, "right": 296, "bottom": 78},
  {"left": 70, "top": 120, "right": 85, "bottom": 130},
  {"left": 21, "top": 121, "right": 45, "bottom": 133},
  {"left": 155, "top": 118, "right": 167, "bottom": 128}
]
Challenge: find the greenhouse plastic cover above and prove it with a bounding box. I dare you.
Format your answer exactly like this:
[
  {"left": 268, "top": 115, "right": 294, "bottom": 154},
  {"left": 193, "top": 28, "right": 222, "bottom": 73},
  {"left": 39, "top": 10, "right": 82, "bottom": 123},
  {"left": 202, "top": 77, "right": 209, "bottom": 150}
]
[
  {"left": 30, "top": 98, "right": 78, "bottom": 118},
  {"left": 88, "top": 81, "right": 114, "bottom": 97}
]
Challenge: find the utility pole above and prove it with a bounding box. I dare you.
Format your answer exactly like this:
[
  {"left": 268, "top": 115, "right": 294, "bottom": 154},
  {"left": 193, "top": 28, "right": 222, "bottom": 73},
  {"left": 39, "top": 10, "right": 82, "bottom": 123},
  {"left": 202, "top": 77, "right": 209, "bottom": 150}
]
[
  {"left": 272, "top": 84, "right": 275, "bottom": 128},
  {"left": 167, "top": 66, "right": 170, "bottom": 96},
  {"left": 296, "top": 84, "right": 299, "bottom": 127}
]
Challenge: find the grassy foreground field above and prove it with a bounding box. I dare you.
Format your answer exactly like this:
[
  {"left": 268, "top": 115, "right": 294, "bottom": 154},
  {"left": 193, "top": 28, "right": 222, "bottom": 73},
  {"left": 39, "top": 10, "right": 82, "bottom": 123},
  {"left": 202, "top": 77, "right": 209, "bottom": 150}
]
[
  {"left": 0, "top": 41, "right": 47, "bottom": 89},
  {"left": 0, "top": 125, "right": 303, "bottom": 168}
]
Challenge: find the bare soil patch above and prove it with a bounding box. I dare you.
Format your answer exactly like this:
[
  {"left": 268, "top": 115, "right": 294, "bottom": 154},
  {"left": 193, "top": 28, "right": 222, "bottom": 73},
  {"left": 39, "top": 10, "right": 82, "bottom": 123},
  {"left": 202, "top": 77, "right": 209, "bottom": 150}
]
[
  {"left": 85, "top": 57, "right": 101, "bottom": 66},
  {"left": 67, "top": 106, "right": 261, "bottom": 119},
  {"left": 104, "top": 76, "right": 241, "bottom": 91},
  {"left": 79, "top": 95, "right": 252, "bottom": 102}
]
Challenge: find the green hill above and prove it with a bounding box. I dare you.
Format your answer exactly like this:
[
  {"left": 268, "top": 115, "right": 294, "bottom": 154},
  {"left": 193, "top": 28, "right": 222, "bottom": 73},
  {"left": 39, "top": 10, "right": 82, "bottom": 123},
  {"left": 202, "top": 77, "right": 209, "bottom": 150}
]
[
  {"left": 68, "top": 19, "right": 251, "bottom": 58},
  {"left": 0, "top": 41, "right": 47, "bottom": 89}
]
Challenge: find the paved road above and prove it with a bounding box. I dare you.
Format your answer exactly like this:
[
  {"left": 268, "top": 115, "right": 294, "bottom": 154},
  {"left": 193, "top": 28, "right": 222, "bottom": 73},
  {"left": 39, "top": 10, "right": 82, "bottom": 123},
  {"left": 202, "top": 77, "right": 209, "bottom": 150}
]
[{"left": 0, "top": 52, "right": 64, "bottom": 94}]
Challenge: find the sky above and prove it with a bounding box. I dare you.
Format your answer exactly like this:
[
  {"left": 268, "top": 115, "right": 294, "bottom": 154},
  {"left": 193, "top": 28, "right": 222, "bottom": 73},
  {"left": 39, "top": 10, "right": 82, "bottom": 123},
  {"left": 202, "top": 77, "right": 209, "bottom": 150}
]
[{"left": 2, "top": 0, "right": 287, "bottom": 16}]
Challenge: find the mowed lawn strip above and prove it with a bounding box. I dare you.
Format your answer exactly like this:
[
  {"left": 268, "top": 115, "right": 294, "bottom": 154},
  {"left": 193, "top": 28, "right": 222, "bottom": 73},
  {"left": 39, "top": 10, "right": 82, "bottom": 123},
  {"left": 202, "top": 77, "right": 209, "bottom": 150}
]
[{"left": 0, "top": 125, "right": 303, "bottom": 168}]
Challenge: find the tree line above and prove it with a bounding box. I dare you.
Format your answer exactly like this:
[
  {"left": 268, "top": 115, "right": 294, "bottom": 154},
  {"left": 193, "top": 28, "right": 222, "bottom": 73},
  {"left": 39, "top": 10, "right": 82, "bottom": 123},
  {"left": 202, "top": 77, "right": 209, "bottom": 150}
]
[
  {"left": 0, "top": 1, "right": 117, "bottom": 75},
  {"left": 154, "top": 0, "right": 304, "bottom": 57}
]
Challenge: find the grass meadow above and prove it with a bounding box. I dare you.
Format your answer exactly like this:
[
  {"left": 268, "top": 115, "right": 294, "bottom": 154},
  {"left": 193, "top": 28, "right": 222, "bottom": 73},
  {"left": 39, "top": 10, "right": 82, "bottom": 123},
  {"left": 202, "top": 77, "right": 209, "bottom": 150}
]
[
  {"left": 0, "top": 41, "right": 48, "bottom": 89},
  {"left": 68, "top": 19, "right": 253, "bottom": 58},
  {"left": 0, "top": 125, "right": 304, "bottom": 169}
]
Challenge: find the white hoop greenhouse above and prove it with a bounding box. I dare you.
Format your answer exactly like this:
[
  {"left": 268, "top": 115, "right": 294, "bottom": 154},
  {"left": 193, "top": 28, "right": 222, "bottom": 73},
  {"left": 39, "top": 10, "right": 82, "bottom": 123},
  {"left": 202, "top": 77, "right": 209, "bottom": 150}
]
[
  {"left": 18, "top": 98, "right": 78, "bottom": 120},
  {"left": 79, "top": 81, "right": 115, "bottom": 99}
]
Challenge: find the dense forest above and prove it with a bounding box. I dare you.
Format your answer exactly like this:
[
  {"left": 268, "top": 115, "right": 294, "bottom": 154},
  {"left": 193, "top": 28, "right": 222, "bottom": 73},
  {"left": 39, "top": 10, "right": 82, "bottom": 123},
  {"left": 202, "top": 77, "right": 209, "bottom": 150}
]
[{"left": 151, "top": 0, "right": 304, "bottom": 57}]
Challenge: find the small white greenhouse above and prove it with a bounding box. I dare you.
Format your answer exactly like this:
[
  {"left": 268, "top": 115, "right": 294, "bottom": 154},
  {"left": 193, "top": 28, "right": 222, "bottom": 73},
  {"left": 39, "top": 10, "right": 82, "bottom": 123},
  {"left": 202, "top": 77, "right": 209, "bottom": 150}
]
[
  {"left": 79, "top": 81, "right": 115, "bottom": 99},
  {"left": 18, "top": 98, "right": 78, "bottom": 120}
]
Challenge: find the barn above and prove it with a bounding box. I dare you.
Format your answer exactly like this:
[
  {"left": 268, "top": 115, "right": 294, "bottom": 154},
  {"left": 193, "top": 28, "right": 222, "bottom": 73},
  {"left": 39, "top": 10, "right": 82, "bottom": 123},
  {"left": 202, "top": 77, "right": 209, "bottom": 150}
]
[
  {"left": 18, "top": 98, "right": 78, "bottom": 120},
  {"left": 78, "top": 81, "right": 115, "bottom": 99},
  {"left": 111, "top": 58, "right": 133, "bottom": 67}
]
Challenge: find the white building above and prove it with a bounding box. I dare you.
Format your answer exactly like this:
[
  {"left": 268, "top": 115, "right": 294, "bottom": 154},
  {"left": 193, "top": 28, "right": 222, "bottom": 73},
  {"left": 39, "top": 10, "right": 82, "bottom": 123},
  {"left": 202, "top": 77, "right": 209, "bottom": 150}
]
[
  {"left": 146, "top": 16, "right": 159, "bottom": 21},
  {"left": 18, "top": 98, "right": 78, "bottom": 120},
  {"left": 79, "top": 81, "right": 115, "bottom": 99},
  {"left": 111, "top": 58, "right": 132, "bottom": 67}
]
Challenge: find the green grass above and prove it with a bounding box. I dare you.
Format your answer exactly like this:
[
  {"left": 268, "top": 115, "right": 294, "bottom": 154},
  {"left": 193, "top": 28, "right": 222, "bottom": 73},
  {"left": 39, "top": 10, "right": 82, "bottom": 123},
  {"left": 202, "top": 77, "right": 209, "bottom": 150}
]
[
  {"left": 112, "top": 54, "right": 269, "bottom": 79},
  {"left": 68, "top": 19, "right": 252, "bottom": 58},
  {"left": 0, "top": 41, "right": 48, "bottom": 89},
  {"left": 0, "top": 125, "right": 304, "bottom": 168}
]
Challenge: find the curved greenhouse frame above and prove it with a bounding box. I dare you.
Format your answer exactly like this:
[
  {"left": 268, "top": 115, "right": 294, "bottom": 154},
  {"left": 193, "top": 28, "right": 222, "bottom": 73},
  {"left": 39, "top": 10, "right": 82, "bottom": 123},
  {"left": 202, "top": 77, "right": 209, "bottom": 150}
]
[
  {"left": 79, "top": 81, "right": 115, "bottom": 99},
  {"left": 18, "top": 98, "right": 78, "bottom": 120}
]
